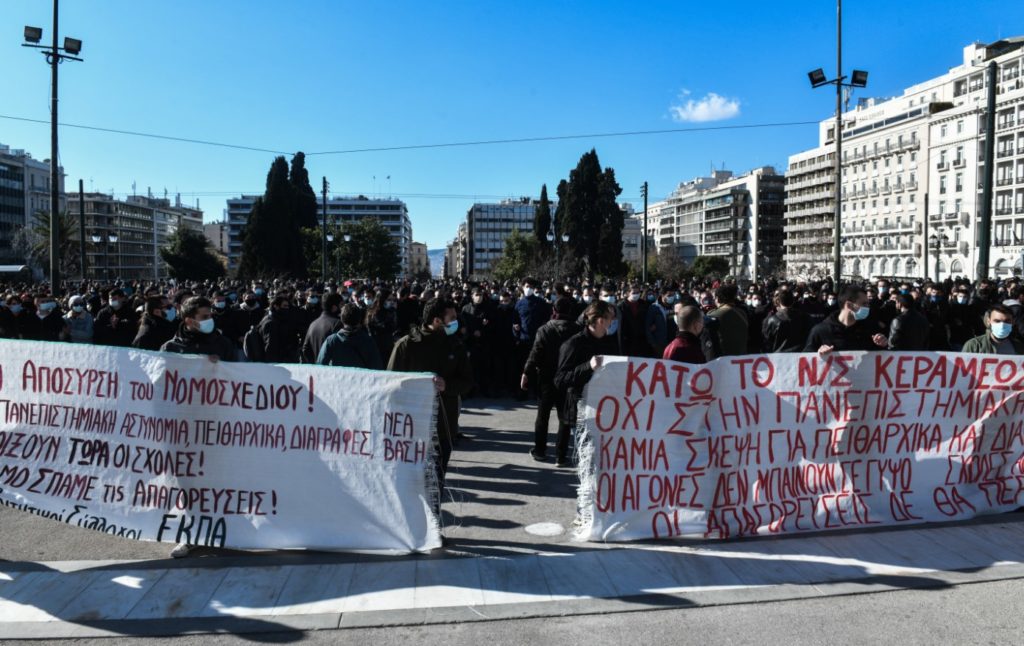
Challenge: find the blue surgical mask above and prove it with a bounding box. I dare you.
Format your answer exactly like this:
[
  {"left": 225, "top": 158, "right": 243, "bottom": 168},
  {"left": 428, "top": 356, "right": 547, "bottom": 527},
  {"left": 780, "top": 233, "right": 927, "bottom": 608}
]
[
  {"left": 853, "top": 305, "right": 870, "bottom": 321},
  {"left": 254, "top": 288, "right": 265, "bottom": 296},
  {"left": 523, "top": 287, "right": 535, "bottom": 298},
  {"left": 992, "top": 321, "right": 1013, "bottom": 339},
  {"left": 363, "top": 297, "right": 375, "bottom": 307},
  {"left": 646, "top": 295, "right": 656, "bottom": 303},
  {"left": 445, "top": 320, "right": 459, "bottom": 336},
  {"left": 109, "top": 299, "right": 122, "bottom": 309},
  {"left": 214, "top": 300, "right": 227, "bottom": 309},
  {"left": 9, "top": 304, "right": 22, "bottom": 315},
  {"left": 72, "top": 305, "right": 84, "bottom": 313},
  {"left": 39, "top": 302, "right": 56, "bottom": 312},
  {"left": 608, "top": 318, "right": 620, "bottom": 335},
  {"left": 308, "top": 297, "right": 320, "bottom": 305},
  {"left": 198, "top": 318, "right": 215, "bottom": 334},
  {"left": 602, "top": 295, "right": 616, "bottom": 305},
  {"left": 165, "top": 307, "right": 177, "bottom": 322}
]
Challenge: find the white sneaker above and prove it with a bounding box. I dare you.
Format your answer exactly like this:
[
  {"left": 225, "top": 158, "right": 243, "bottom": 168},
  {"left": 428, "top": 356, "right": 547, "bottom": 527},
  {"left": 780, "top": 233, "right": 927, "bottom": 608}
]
[{"left": 170, "top": 543, "right": 192, "bottom": 559}]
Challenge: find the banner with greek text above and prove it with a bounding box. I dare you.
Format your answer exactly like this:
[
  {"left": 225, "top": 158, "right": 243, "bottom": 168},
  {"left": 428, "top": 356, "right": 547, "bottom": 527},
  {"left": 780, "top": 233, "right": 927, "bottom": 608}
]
[
  {"left": 0, "top": 339, "right": 441, "bottom": 554},
  {"left": 574, "top": 352, "right": 1024, "bottom": 542}
]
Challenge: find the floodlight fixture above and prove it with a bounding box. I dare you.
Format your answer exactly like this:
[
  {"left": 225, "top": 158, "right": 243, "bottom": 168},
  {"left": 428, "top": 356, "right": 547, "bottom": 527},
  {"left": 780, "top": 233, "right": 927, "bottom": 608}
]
[
  {"left": 63, "top": 37, "right": 82, "bottom": 55},
  {"left": 850, "top": 70, "right": 869, "bottom": 88},
  {"left": 24, "top": 26, "right": 42, "bottom": 43},
  {"left": 808, "top": 68, "right": 828, "bottom": 88}
]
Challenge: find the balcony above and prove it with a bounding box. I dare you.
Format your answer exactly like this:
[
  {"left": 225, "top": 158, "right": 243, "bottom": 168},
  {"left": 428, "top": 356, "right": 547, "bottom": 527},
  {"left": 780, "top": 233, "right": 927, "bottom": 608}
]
[
  {"left": 882, "top": 186, "right": 892, "bottom": 195},
  {"left": 997, "top": 178, "right": 1014, "bottom": 186},
  {"left": 893, "top": 184, "right": 905, "bottom": 193},
  {"left": 1017, "top": 205, "right": 1024, "bottom": 214},
  {"left": 944, "top": 211, "right": 960, "bottom": 221},
  {"left": 997, "top": 149, "right": 1014, "bottom": 158},
  {"left": 1000, "top": 119, "right": 1016, "bottom": 130},
  {"left": 996, "top": 207, "right": 1013, "bottom": 215},
  {"left": 953, "top": 157, "right": 966, "bottom": 168},
  {"left": 936, "top": 161, "right": 949, "bottom": 171}
]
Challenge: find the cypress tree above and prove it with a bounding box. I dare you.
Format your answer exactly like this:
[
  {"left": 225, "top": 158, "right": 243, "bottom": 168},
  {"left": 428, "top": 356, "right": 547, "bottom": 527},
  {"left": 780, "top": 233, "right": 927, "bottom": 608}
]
[
  {"left": 290, "top": 152, "right": 319, "bottom": 230},
  {"left": 533, "top": 184, "right": 551, "bottom": 246}
]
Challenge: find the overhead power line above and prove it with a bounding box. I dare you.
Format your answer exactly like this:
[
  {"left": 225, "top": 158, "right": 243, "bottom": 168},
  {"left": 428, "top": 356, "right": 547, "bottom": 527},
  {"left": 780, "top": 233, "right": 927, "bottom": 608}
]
[{"left": 0, "top": 113, "right": 819, "bottom": 156}]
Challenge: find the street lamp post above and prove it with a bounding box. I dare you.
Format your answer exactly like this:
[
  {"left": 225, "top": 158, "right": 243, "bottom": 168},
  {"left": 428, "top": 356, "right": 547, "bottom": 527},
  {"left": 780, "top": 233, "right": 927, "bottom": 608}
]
[
  {"left": 341, "top": 233, "right": 350, "bottom": 279},
  {"left": 929, "top": 232, "right": 948, "bottom": 282},
  {"left": 89, "top": 234, "right": 101, "bottom": 280},
  {"left": 807, "top": 0, "right": 867, "bottom": 286},
  {"left": 108, "top": 233, "right": 119, "bottom": 280},
  {"left": 23, "top": 1, "right": 83, "bottom": 294}
]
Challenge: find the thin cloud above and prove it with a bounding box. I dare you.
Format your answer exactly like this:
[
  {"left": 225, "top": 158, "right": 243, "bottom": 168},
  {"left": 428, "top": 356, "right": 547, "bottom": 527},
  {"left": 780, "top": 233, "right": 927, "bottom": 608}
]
[{"left": 669, "top": 91, "right": 741, "bottom": 122}]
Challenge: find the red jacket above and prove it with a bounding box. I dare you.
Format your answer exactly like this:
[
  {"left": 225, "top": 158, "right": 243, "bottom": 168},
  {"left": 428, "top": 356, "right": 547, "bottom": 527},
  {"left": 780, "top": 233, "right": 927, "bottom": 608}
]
[{"left": 662, "top": 331, "right": 706, "bottom": 364}]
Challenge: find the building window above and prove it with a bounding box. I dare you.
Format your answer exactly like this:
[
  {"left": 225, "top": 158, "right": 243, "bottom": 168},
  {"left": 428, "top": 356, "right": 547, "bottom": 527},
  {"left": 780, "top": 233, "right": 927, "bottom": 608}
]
[
  {"left": 941, "top": 124, "right": 948, "bottom": 138},
  {"left": 957, "top": 120, "right": 964, "bottom": 134}
]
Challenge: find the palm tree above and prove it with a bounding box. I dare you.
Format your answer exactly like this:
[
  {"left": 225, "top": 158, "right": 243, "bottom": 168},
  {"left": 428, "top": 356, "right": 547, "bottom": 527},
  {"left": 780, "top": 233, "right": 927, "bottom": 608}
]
[{"left": 26, "top": 210, "right": 83, "bottom": 279}]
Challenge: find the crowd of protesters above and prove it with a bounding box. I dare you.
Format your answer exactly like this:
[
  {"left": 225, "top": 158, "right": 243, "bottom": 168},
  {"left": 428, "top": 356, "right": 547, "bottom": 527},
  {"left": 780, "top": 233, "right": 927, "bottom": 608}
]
[{"left": 1, "top": 272, "right": 1022, "bottom": 553}]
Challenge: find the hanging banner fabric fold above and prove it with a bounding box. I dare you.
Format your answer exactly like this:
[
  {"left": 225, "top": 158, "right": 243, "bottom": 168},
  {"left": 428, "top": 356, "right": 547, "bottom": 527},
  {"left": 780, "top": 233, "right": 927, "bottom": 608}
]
[
  {"left": 574, "top": 352, "right": 1024, "bottom": 542},
  {"left": 0, "top": 339, "right": 441, "bottom": 554}
]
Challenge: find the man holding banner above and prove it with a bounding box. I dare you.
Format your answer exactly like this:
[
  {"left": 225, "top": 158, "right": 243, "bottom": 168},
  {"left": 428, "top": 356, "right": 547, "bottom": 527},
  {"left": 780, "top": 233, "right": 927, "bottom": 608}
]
[{"left": 388, "top": 298, "right": 473, "bottom": 490}]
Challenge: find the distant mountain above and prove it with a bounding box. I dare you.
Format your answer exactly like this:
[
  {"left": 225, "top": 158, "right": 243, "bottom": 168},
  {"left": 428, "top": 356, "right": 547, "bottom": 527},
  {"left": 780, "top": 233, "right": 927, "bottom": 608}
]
[{"left": 427, "top": 249, "right": 446, "bottom": 277}]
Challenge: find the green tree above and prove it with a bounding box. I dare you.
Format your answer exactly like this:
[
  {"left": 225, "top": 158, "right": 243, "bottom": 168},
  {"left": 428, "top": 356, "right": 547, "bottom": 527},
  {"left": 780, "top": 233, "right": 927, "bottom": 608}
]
[
  {"left": 533, "top": 184, "right": 551, "bottom": 247},
  {"left": 691, "top": 255, "right": 730, "bottom": 279},
  {"left": 492, "top": 228, "right": 539, "bottom": 282},
  {"left": 334, "top": 218, "right": 401, "bottom": 281},
  {"left": 555, "top": 149, "right": 624, "bottom": 280},
  {"left": 290, "top": 152, "right": 319, "bottom": 230},
  {"left": 16, "top": 210, "right": 82, "bottom": 279},
  {"left": 239, "top": 155, "right": 307, "bottom": 279},
  {"left": 161, "top": 228, "right": 226, "bottom": 280}
]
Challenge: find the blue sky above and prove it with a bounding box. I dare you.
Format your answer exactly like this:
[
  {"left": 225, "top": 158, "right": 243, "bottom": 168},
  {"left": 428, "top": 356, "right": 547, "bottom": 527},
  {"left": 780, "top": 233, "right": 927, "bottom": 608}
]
[{"left": 4, "top": 0, "right": 1023, "bottom": 249}]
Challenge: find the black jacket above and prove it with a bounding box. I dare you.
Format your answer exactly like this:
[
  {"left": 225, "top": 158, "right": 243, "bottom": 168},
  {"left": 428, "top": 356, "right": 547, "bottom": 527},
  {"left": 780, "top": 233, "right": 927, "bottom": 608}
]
[
  {"left": 257, "top": 309, "right": 298, "bottom": 363},
  {"left": 524, "top": 318, "right": 582, "bottom": 387},
  {"left": 301, "top": 313, "right": 342, "bottom": 364},
  {"left": 888, "top": 308, "right": 930, "bottom": 351},
  {"left": 554, "top": 328, "right": 618, "bottom": 398},
  {"left": 317, "top": 326, "right": 383, "bottom": 369},
  {"left": 762, "top": 308, "right": 811, "bottom": 353},
  {"left": 804, "top": 312, "right": 880, "bottom": 352},
  {"left": 160, "top": 326, "right": 238, "bottom": 361},
  {"left": 133, "top": 314, "right": 177, "bottom": 351},
  {"left": 94, "top": 305, "right": 138, "bottom": 347}
]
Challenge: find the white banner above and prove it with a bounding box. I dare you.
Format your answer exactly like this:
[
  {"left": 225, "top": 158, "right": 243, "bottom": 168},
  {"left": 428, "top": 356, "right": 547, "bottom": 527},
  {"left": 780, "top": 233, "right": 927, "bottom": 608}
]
[
  {"left": 575, "top": 352, "right": 1024, "bottom": 542},
  {"left": 0, "top": 339, "right": 441, "bottom": 554}
]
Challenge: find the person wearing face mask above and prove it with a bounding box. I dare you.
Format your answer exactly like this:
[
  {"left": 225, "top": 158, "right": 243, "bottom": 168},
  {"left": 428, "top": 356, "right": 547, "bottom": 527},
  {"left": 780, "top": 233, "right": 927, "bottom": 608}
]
[
  {"left": 921, "top": 286, "right": 951, "bottom": 350},
  {"left": 160, "top": 296, "right": 238, "bottom": 361},
  {"left": 460, "top": 288, "right": 494, "bottom": 397},
  {"left": 366, "top": 289, "right": 399, "bottom": 365},
  {"left": 27, "top": 292, "right": 65, "bottom": 342},
  {"left": 513, "top": 278, "right": 551, "bottom": 400},
  {"left": 489, "top": 291, "right": 518, "bottom": 397},
  {"left": 523, "top": 297, "right": 581, "bottom": 462},
  {"left": 806, "top": 285, "right": 889, "bottom": 354},
  {"left": 255, "top": 295, "right": 299, "bottom": 363},
  {"left": 209, "top": 290, "right": 245, "bottom": 348},
  {"left": 962, "top": 304, "right": 1024, "bottom": 355},
  {"left": 388, "top": 298, "right": 473, "bottom": 493},
  {"left": 553, "top": 301, "right": 619, "bottom": 467},
  {"left": 64, "top": 295, "right": 94, "bottom": 343},
  {"left": 316, "top": 303, "right": 383, "bottom": 369},
  {"left": 298, "top": 292, "right": 343, "bottom": 363},
  {"left": 762, "top": 290, "right": 811, "bottom": 353},
  {"left": 132, "top": 296, "right": 177, "bottom": 351},
  {"left": 644, "top": 287, "right": 677, "bottom": 359},
  {"left": 744, "top": 292, "right": 770, "bottom": 354},
  {"left": 94, "top": 288, "right": 138, "bottom": 347},
  {"left": 707, "top": 284, "right": 748, "bottom": 357},
  {"left": 301, "top": 287, "right": 324, "bottom": 332},
  {"left": 886, "top": 293, "right": 930, "bottom": 351},
  {"left": 617, "top": 284, "right": 652, "bottom": 358},
  {"left": 1001, "top": 284, "right": 1024, "bottom": 341}
]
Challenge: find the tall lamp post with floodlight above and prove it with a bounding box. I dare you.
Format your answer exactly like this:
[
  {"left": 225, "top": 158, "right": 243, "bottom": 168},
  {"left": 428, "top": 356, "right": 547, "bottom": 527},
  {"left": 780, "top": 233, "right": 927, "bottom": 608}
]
[
  {"left": 807, "top": 0, "right": 866, "bottom": 286},
  {"left": 23, "top": 0, "right": 83, "bottom": 294}
]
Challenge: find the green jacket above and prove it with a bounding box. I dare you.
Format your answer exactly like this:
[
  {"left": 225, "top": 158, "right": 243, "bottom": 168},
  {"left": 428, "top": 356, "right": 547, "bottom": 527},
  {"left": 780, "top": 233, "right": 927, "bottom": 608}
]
[
  {"left": 708, "top": 304, "right": 749, "bottom": 356},
  {"left": 961, "top": 333, "right": 1024, "bottom": 355},
  {"left": 387, "top": 326, "right": 474, "bottom": 439}
]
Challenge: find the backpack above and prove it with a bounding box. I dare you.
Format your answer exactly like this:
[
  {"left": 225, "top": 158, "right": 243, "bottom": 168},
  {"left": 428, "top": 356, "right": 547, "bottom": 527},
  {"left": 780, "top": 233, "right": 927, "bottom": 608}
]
[{"left": 243, "top": 324, "right": 265, "bottom": 362}]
